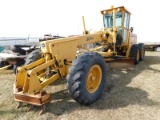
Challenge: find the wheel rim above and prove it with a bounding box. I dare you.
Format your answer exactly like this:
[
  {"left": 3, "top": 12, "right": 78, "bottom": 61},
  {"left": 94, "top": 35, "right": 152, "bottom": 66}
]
[
  {"left": 86, "top": 65, "right": 102, "bottom": 93},
  {"left": 136, "top": 49, "right": 140, "bottom": 61}
]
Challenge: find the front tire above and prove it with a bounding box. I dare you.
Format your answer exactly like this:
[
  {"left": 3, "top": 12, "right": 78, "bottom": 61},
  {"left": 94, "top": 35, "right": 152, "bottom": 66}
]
[{"left": 66, "top": 52, "right": 107, "bottom": 105}]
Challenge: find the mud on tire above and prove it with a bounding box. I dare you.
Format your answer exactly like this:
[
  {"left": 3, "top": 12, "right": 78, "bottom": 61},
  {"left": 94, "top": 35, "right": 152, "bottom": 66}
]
[{"left": 66, "top": 52, "right": 107, "bottom": 105}]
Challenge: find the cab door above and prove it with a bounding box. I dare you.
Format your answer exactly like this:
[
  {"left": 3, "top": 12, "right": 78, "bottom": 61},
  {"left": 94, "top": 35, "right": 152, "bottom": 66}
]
[{"left": 123, "top": 12, "right": 130, "bottom": 45}]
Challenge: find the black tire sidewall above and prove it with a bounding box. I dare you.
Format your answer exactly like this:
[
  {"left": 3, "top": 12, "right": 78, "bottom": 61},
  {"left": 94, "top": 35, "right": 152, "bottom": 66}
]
[{"left": 82, "top": 55, "right": 106, "bottom": 102}]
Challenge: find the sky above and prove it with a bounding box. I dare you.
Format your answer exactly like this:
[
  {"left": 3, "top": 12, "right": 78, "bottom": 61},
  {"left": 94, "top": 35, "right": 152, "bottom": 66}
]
[{"left": 0, "top": 0, "right": 159, "bottom": 42}]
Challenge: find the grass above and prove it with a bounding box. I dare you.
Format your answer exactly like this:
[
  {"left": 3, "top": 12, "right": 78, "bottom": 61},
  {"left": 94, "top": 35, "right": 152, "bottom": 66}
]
[{"left": 0, "top": 51, "right": 160, "bottom": 120}]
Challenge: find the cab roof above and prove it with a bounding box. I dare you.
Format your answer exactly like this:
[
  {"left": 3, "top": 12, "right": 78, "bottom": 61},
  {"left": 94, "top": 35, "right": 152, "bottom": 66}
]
[{"left": 101, "top": 6, "right": 131, "bottom": 15}]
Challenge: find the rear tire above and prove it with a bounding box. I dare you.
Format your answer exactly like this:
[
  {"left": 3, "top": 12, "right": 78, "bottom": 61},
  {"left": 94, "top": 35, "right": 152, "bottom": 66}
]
[
  {"left": 130, "top": 44, "right": 140, "bottom": 65},
  {"left": 66, "top": 52, "right": 106, "bottom": 105},
  {"left": 25, "top": 49, "right": 41, "bottom": 65},
  {"left": 138, "top": 43, "right": 145, "bottom": 61}
]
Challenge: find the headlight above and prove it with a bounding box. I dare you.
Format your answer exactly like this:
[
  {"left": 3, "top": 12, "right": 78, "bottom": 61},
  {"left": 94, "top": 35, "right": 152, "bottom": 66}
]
[{"left": 41, "top": 43, "right": 45, "bottom": 48}]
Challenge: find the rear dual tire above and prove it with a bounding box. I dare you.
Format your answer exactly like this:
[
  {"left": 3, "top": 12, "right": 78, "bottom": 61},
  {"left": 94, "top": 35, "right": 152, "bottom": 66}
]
[
  {"left": 138, "top": 43, "right": 145, "bottom": 61},
  {"left": 130, "top": 44, "right": 140, "bottom": 65}
]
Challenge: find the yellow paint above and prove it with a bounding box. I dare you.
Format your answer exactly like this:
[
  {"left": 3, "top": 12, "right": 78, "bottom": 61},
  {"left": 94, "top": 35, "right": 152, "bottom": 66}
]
[{"left": 86, "top": 65, "right": 102, "bottom": 93}]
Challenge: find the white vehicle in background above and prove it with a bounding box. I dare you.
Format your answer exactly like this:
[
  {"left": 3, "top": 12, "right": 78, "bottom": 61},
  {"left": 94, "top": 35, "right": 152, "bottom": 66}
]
[{"left": 145, "top": 42, "right": 160, "bottom": 51}]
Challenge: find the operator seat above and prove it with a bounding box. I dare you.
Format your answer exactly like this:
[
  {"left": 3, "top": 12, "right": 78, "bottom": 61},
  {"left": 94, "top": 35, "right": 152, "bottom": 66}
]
[{"left": 116, "top": 29, "right": 123, "bottom": 45}]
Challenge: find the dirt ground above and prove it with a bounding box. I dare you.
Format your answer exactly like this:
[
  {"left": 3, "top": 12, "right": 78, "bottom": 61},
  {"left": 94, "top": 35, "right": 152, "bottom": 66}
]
[{"left": 0, "top": 51, "right": 160, "bottom": 120}]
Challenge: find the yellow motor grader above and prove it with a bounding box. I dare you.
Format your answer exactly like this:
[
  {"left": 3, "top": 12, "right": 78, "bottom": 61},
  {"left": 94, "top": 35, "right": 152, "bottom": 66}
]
[{"left": 14, "top": 6, "right": 145, "bottom": 115}]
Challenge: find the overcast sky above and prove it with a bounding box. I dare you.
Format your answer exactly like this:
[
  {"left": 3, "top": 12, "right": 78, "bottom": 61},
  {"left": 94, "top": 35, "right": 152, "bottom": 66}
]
[{"left": 0, "top": 0, "right": 159, "bottom": 42}]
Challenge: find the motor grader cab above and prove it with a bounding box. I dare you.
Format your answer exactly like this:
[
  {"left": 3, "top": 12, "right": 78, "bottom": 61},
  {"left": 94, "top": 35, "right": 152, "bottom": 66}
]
[
  {"left": 101, "top": 6, "right": 138, "bottom": 55},
  {"left": 103, "top": 6, "right": 130, "bottom": 46},
  {"left": 13, "top": 6, "right": 145, "bottom": 115}
]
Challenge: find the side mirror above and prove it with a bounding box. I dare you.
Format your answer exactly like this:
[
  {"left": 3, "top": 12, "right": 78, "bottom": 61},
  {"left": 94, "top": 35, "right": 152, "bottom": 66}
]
[{"left": 130, "top": 27, "right": 134, "bottom": 33}]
